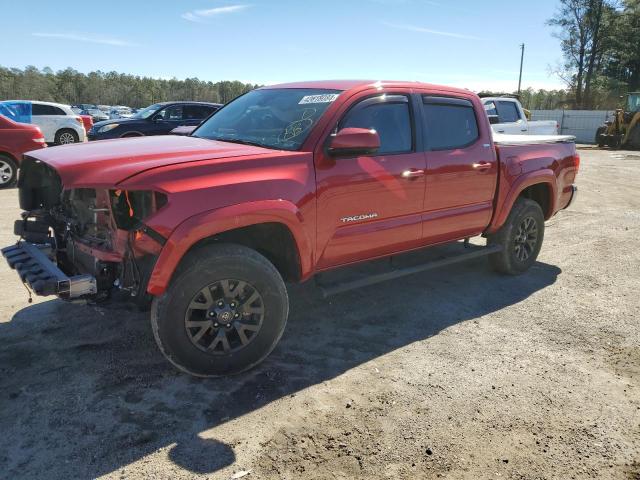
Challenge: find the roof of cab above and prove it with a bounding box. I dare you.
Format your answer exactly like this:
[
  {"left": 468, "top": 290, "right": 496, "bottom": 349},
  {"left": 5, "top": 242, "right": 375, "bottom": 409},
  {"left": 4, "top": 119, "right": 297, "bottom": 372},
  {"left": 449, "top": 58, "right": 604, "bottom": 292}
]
[{"left": 261, "top": 80, "right": 473, "bottom": 96}]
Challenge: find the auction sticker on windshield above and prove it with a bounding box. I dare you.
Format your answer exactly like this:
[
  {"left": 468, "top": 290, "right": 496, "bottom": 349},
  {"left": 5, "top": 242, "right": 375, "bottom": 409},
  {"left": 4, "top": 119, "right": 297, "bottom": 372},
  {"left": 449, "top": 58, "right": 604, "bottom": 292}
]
[{"left": 298, "top": 94, "right": 340, "bottom": 104}]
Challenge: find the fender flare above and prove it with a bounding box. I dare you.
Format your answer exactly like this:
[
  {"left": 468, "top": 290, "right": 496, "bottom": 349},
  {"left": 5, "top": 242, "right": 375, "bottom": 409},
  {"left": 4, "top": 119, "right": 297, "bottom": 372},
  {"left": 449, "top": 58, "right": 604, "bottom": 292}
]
[
  {"left": 487, "top": 170, "right": 557, "bottom": 234},
  {"left": 146, "top": 199, "right": 312, "bottom": 296}
]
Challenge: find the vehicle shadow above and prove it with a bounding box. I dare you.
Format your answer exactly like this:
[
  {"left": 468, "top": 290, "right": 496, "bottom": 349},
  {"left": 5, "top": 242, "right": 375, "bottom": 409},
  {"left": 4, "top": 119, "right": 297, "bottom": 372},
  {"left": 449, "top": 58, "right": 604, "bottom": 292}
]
[{"left": 0, "top": 246, "right": 561, "bottom": 479}]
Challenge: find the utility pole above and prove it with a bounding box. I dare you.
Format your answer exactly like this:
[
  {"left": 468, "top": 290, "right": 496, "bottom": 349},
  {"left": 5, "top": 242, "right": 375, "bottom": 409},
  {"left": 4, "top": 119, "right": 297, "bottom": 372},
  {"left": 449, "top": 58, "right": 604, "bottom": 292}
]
[{"left": 517, "top": 43, "right": 525, "bottom": 95}]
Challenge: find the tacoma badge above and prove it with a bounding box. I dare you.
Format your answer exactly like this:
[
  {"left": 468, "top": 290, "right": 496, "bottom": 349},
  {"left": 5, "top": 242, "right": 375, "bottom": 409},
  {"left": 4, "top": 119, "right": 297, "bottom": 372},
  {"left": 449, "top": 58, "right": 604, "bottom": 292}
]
[{"left": 340, "top": 213, "right": 379, "bottom": 223}]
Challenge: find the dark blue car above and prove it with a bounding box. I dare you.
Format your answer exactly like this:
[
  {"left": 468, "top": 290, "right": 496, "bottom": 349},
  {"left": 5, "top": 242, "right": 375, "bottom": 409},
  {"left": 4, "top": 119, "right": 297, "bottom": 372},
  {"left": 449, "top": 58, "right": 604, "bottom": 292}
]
[{"left": 87, "top": 101, "right": 221, "bottom": 140}]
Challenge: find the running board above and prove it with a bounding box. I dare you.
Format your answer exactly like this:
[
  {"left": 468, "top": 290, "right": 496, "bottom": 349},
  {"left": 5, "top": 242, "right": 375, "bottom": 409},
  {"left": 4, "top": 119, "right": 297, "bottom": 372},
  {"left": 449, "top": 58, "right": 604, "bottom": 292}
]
[{"left": 318, "top": 244, "right": 503, "bottom": 298}]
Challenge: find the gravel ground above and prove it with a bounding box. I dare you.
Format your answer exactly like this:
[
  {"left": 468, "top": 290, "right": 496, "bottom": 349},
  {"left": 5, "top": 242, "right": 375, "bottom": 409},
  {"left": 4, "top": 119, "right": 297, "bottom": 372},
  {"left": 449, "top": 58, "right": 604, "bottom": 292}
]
[{"left": 0, "top": 147, "right": 638, "bottom": 480}]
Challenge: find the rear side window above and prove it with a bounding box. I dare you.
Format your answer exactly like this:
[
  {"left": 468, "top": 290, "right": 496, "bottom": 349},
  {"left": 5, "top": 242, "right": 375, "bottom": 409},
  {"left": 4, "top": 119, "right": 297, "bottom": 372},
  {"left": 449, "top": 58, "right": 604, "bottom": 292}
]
[
  {"left": 496, "top": 101, "right": 520, "bottom": 123},
  {"left": 183, "top": 105, "right": 215, "bottom": 120},
  {"left": 340, "top": 96, "right": 412, "bottom": 154},
  {"left": 32, "top": 104, "right": 50, "bottom": 115},
  {"left": 32, "top": 104, "right": 65, "bottom": 116},
  {"left": 422, "top": 96, "right": 479, "bottom": 150}
]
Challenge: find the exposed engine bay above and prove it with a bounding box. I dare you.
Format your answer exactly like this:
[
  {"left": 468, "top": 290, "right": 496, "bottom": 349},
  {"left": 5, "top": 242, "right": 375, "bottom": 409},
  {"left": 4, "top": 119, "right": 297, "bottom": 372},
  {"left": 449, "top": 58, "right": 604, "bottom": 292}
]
[{"left": 6, "top": 156, "right": 166, "bottom": 303}]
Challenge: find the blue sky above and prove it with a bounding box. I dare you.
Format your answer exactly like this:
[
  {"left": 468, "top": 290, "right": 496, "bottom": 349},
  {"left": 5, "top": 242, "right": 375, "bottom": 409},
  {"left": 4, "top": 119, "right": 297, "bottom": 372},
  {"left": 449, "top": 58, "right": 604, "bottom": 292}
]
[{"left": 2, "top": 0, "right": 567, "bottom": 92}]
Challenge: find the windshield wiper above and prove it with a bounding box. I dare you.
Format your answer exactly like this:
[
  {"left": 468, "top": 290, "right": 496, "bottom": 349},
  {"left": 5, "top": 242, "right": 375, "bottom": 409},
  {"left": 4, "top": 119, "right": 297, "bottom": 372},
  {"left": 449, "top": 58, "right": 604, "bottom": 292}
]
[{"left": 213, "top": 137, "right": 268, "bottom": 148}]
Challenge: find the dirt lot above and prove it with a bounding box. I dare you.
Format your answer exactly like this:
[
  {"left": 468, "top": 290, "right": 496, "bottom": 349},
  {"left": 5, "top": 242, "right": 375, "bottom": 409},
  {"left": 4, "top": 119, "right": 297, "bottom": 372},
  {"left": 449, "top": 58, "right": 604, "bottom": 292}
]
[{"left": 0, "top": 147, "right": 638, "bottom": 480}]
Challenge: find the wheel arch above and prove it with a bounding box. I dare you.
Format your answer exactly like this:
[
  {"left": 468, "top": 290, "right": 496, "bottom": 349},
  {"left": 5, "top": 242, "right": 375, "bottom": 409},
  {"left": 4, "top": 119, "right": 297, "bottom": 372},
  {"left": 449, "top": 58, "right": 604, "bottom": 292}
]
[
  {"left": 0, "top": 151, "right": 17, "bottom": 162},
  {"left": 487, "top": 172, "right": 557, "bottom": 234},
  {"left": 146, "top": 200, "right": 312, "bottom": 296},
  {"left": 55, "top": 127, "right": 79, "bottom": 141}
]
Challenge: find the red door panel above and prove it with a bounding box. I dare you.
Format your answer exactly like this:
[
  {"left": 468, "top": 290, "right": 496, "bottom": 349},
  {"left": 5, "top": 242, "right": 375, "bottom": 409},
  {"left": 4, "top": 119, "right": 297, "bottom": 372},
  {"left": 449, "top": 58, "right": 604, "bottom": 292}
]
[
  {"left": 419, "top": 94, "right": 498, "bottom": 243},
  {"left": 315, "top": 152, "right": 426, "bottom": 268},
  {"left": 314, "top": 93, "right": 426, "bottom": 269}
]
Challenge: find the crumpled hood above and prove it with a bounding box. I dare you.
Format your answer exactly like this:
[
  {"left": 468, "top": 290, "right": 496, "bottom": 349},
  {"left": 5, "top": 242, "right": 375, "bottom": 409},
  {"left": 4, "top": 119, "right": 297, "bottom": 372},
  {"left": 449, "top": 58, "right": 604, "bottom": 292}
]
[{"left": 26, "top": 135, "right": 276, "bottom": 187}]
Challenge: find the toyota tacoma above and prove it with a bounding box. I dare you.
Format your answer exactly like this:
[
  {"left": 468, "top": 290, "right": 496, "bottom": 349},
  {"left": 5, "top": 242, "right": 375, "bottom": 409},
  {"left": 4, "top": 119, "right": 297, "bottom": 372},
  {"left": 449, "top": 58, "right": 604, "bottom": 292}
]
[{"left": 2, "top": 80, "right": 579, "bottom": 376}]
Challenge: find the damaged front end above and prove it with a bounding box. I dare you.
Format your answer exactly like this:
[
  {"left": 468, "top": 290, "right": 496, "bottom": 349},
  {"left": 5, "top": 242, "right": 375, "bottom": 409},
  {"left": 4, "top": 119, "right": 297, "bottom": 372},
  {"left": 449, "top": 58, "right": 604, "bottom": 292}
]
[{"left": 1, "top": 157, "right": 167, "bottom": 303}]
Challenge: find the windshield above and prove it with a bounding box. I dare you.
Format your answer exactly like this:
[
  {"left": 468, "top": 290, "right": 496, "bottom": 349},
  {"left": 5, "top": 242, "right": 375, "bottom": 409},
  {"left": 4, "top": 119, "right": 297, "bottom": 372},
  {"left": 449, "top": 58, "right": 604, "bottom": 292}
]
[
  {"left": 628, "top": 93, "right": 640, "bottom": 113},
  {"left": 133, "top": 103, "right": 162, "bottom": 119},
  {"left": 193, "top": 88, "right": 342, "bottom": 151}
]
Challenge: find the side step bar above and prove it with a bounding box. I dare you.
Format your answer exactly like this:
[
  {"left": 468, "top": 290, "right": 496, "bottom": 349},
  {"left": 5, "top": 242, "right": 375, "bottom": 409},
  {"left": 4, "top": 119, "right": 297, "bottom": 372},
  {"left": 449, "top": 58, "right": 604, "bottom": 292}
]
[{"left": 318, "top": 244, "right": 503, "bottom": 298}]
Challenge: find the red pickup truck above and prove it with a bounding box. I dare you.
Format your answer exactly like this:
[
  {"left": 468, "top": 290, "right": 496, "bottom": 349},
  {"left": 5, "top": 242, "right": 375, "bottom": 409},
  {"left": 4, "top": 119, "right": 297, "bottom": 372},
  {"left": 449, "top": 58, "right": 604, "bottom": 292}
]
[{"left": 2, "top": 80, "right": 578, "bottom": 376}]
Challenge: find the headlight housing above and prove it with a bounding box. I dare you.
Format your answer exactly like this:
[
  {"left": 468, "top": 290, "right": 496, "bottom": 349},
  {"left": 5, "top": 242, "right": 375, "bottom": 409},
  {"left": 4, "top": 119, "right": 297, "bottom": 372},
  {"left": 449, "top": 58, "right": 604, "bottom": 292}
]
[
  {"left": 110, "top": 190, "right": 168, "bottom": 230},
  {"left": 99, "top": 123, "right": 120, "bottom": 133}
]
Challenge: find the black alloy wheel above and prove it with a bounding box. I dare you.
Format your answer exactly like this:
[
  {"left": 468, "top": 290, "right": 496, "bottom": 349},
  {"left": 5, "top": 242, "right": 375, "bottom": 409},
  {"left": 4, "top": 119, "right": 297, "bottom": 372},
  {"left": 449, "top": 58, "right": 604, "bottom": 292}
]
[{"left": 185, "top": 279, "right": 264, "bottom": 355}]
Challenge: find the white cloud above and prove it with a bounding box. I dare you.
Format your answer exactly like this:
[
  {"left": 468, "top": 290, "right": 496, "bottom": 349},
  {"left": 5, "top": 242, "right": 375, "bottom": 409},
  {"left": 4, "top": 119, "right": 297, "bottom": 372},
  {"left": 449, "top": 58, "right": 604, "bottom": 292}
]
[
  {"left": 32, "top": 32, "right": 137, "bottom": 47},
  {"left": 182, "top": 5, "right": 250, "bottom": 22},
  {"left": 382, "top": 21, "right": 484, "bottom": 40}
]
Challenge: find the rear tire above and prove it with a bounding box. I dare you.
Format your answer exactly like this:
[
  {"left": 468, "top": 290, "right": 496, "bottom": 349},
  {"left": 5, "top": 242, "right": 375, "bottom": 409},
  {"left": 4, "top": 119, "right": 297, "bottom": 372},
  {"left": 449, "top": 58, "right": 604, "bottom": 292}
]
[
  {"left": 487, "top": 198, "right": 545, "bottom": 275},
  {"left": 0, "top": 154, "right": 17, "bottom": 189},
  {"left": 55, "top": 129, "right": 79, "bottom": 145},
  {"left": 151, "top": 244, "right": 289, "bottom": 377}
]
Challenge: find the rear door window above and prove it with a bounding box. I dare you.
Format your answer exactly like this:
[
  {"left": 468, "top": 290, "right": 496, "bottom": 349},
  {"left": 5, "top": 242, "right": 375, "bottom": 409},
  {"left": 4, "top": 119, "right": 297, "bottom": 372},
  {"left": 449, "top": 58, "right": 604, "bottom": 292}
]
[
  {"left": 496, "top": 101, "right": 521, "bottom": 123},
  {"left": 32, "top": 104, "right": 65, "bottom": 116},
  {"left": 340, "top": 95, "right": 413, "bottom": 154},
  {"left": 32, "top": 104, "right": 51, "bottom": 115},
  {"left": 183, "top": 105, "right": 215, "bottom": 120},
  {"left": 422, "top": 96, "right": 479, "bottom": 150}
]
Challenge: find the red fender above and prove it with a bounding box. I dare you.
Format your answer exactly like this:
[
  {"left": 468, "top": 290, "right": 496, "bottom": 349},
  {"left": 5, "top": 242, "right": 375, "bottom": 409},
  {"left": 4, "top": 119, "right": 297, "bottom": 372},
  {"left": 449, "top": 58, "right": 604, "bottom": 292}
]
[
  {"left": 146, "top": 200, "right": 313, "bottom": 296},
  {"left": 486, "top": 169, "right": 557, "bottom": 234}
]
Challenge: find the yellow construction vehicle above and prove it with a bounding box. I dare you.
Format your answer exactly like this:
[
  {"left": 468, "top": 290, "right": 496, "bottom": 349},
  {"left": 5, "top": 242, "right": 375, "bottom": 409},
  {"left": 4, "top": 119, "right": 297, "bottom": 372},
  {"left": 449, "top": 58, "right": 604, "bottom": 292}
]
[{"left": 595, "top": 92, "right": 640, "bottom": 149}]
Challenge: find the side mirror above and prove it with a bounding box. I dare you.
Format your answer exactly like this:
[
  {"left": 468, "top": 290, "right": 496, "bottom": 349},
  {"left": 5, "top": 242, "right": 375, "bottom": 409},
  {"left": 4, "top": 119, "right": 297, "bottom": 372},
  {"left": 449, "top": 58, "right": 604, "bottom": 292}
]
[
  {"left": 488, "top": 115, "right": 500, "bottom": 125},
  {"left": 328, "top": 128, "right": 380, "bottom": 156}
]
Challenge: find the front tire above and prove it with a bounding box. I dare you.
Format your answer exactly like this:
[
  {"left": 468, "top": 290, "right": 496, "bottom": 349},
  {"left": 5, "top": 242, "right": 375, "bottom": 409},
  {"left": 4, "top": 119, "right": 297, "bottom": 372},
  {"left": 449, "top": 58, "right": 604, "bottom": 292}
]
[
  {"left": 0, "top": 154, "right": 17, "bottom": 188},
  {"left": 488, "top": 198, "right": 545, "bottom": 275},
  {"left": 151, "top": 244, "right": 289, "bottom": 377},
  {"left": 55, "top": 129, "right": 79, "bottom": 145}
]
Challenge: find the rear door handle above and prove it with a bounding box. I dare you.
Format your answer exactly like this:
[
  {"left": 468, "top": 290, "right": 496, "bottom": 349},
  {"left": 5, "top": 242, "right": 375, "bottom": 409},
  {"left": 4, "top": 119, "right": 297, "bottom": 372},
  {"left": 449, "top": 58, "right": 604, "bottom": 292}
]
[
  {"left": 401, "top": 168, "right": 425, "bottom": 179},
  {"left": 472, "top": 162, "right": 492, "bottom": 171}
]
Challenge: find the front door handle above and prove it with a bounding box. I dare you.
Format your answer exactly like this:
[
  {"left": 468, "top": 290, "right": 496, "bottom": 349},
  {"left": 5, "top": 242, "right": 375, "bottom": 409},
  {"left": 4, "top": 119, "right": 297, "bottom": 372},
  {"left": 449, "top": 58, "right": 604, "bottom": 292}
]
[
  {"left": 401, "top": 168, "right": 425, "bottom": 179},
  {"left": 472, "top": 162, "right": 492, "bottom": 171}
]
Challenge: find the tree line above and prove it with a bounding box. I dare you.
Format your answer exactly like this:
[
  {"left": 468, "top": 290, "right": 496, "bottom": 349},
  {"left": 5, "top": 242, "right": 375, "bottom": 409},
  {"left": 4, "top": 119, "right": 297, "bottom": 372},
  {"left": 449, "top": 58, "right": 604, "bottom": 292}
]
[
  {"left": 547, "top": 0, "right": 640, "bottom": 109},
  {"left": 0, "top": 64, "right": 593, "bottom": 113},
  {"left": 0, "top": 66, "right": 259, "bottom": 107}
]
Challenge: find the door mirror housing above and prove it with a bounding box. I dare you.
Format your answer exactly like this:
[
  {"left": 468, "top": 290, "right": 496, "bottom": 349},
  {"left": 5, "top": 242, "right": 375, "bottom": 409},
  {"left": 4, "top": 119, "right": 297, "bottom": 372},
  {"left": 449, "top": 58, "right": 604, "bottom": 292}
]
[
  {"left": 488, "top": 115, "right": 500, "bottom": 125},
  {"left": 328, "top": 128, "right": 380, "bottom": 156}
]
